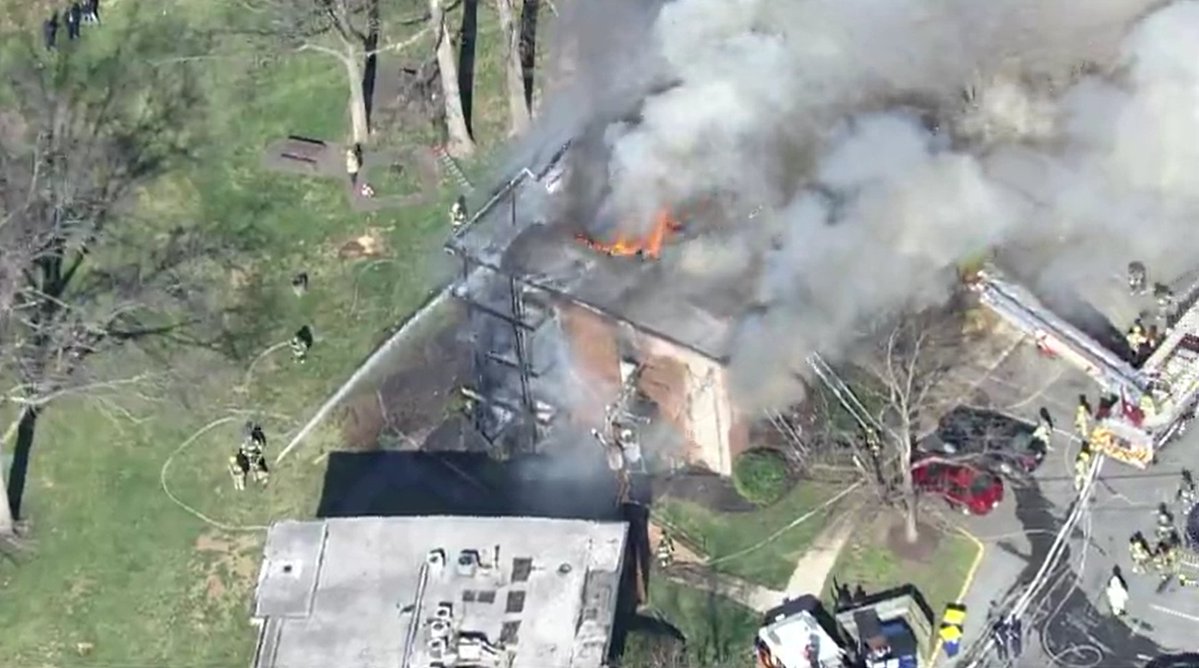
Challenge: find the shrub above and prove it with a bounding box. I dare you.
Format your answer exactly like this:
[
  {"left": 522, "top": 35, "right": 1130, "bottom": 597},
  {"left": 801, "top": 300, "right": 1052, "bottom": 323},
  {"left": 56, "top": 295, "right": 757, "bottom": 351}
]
[{"left": 732, "top": 448, "right": 791, "bottom": 506}]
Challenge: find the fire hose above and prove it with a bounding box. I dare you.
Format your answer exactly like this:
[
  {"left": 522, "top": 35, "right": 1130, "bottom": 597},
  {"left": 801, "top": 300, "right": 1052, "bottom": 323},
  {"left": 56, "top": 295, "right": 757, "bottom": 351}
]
[{"left": 961, "top": 454, "right": 1105, "bottom": 667}]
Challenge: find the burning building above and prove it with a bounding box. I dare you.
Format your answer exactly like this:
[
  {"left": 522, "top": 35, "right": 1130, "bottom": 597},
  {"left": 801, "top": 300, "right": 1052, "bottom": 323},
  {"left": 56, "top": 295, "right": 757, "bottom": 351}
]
[
  {"left": 442, "top": 0, "right": 1199, "bottom": 478},
  {"left": 447, "top": 140, "right": 761, "bottom": 476}
]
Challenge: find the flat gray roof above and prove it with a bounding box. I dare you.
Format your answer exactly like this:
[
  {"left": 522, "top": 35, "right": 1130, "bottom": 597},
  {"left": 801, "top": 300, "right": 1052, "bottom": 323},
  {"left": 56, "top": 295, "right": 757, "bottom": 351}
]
[{"left": 251, "top": 516, "right": 628, "bottom": 668}]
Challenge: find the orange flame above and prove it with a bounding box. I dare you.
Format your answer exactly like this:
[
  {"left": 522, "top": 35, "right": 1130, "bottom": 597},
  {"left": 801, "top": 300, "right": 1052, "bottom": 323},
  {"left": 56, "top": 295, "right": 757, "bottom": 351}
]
[{"left": 575, "top": 209, "right": 682, "bottom": 260}]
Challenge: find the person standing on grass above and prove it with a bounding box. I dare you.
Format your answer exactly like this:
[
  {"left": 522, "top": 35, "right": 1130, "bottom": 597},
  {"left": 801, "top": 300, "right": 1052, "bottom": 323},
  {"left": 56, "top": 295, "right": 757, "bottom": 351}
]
[
  {"left": 67, "top": 2, "right": 83, "bottom": 40},
  {"left": 290, "top": 325, "right": 314, "bottom": 364},
  {"left": 43, "top": 12, "right": 59, "bottom": 49},
  {"left": 346, "top": 143, "right": 362, "bottom": 187},
  {"left": 84, "top": 0, "right": 99, "bottom": 24}
]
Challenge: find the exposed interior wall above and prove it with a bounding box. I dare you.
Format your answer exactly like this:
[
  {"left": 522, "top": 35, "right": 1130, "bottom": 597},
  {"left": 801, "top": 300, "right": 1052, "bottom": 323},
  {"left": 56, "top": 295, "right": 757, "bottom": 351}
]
[
  {"left": 557, "top": 301, "right": 742, "bottom": 475},
  {"left": 558, "top": 303, "right": 622, "bottom": 426},
  {"left": 638, "top": 334, "right": 740, "bottom": 476}
]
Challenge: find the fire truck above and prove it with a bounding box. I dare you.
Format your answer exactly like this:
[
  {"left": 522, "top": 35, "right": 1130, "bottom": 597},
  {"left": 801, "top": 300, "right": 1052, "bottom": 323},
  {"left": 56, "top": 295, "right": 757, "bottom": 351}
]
[{"left": 969, "top": 267, "right": 1199, "bottom": 469}]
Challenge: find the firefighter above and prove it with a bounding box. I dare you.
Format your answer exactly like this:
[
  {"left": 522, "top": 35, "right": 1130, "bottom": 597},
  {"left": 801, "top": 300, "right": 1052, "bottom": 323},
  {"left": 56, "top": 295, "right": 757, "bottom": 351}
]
[
  {"left": 1155, "top": 283, "right": 1176, "bottom": 322},
  {"left": 228, "top": 422, "right": 269, "bottom": 490},
  {"left": 1106, "top": 567, "right": 1129, "bottom": 616},
  {"left": 1179, "top": 469, "right": 1196, "bottom": 508},
  {"left": 1033, "top": 407, "right": 1054, "bottom": 450},
  {"left": 1073, "top": 443, "right": 1092, "bottom": 492},
  {"left": 656, "top": 529, "right": 676, "bottom": 568},
  {"left": 1129, "top": 261, "right": 1147, "bottom": 295},
  {"left": 290, "top": 325, "right": 314, "bottom": 364},
  {"left": 1156, "top": 503, "right": 1175, "bottom": 542},
  {"left": 1127, "top": 319, "right": 1148, "bottom": 359},
  {"left": 450, "top": 195, "right": 468, "bottom": 230},
  {"left": 1129, "top": 532, "right": 1151, "bottom": 574},
  {"left": 1032, "top": 420, "right": 1052, "bottom": 449},
  {"left": 1074, "top": 395, "right": 1092, "bottom": 439},
  {"left": 1154, "top": 539, "right": 1178, "bottom": 583},
  {"left": 290, "top": 271, "right": 309, "bottom": 297}
]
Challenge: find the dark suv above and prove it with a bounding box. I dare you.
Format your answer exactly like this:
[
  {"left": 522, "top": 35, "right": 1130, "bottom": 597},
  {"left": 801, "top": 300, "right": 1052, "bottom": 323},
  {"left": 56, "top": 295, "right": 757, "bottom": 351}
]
[{"left": 924, "top": 406, "right": 1047, "bottom": 476}]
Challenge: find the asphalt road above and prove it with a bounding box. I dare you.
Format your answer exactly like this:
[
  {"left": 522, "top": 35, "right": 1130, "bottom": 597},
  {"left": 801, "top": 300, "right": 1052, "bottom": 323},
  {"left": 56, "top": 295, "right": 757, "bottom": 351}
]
[{"left": 933, "top": 341, "right": 1199, "bottom": 668}]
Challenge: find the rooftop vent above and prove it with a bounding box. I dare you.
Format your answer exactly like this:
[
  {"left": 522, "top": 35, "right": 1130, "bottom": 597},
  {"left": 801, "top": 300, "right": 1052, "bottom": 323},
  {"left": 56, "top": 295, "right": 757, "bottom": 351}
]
[
  {"left": 430, "top": 620, "right": 451, "bottom": 639},
  {"left": 428, "top": 549, "right": 447, "bottom": 570},
  {"left": 457, "top": 550, "right": 480, "bottom": 577},
  {"left": 435, "top": 602, "right": 454, "bottom": 621},
  {"left": 428, "top": 636, "right": 447, "bottom": 660},
  {"left": 511, "top": 558, "right": 533, "bottom": 583}
]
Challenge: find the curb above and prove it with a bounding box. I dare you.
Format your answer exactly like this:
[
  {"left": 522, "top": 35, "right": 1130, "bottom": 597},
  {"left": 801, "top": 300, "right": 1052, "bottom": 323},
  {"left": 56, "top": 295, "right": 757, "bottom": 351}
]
[{"left": 930, "top": 527, "right": 986, "bottom": 665}]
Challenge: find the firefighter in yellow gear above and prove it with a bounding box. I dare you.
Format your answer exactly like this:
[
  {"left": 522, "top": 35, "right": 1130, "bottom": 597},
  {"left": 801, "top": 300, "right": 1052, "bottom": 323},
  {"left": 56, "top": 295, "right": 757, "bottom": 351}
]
[
  {"left": 1073, "top": 445, "right": 1092, "bottom": 492},
  {"left": 229, "top": 422, "right": 269, "bottom": 490},
  {"left": 656, "top": 530, "right": 676, "bottom": 568},
  {"left": 1129, "top": 533, "right": 1151, "bottom": 574},
  {"left": 1074, "top": 396, "right": 1092, "bottom": 438},
  {"left": 1153, "top": 540, "right": 1178, "bottom": 583},
  {"left": 290, "top": 325, "right": 313, "bottom": 364},
  {"left": 1127, "top": 319, "right": 1148, "bottom": 358},
  {"left": 1032, "top": 422, "right": 1052, "bottom": 449}
]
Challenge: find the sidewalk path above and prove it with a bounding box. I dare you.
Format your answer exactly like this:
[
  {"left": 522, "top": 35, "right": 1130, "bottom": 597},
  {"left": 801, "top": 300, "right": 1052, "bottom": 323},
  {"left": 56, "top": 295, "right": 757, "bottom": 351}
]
[
  {"left": 784, "top": 511, "right": 857, "bottom": 597},
  {"left": 665, "top": 564, "right": 784, "bottom": 614}
]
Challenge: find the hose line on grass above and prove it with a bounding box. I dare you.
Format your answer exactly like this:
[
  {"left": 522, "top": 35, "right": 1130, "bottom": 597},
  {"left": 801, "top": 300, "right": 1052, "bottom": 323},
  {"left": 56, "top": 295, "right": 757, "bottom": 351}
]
[
  {"left": 159, "top": 416, "right": 269, "bottom": 533},
  {"left": 240, "top": 340, "right": 291, "bottom": 392},
  {"left": 704, "top": 481, "right": 863, "bottom": 566}
]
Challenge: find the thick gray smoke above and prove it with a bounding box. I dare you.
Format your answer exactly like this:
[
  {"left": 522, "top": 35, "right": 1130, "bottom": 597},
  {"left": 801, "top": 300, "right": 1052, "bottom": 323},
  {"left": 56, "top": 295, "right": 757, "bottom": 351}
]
[{"left": 532, "top": 0, "right": 1199, "bottom": 411}]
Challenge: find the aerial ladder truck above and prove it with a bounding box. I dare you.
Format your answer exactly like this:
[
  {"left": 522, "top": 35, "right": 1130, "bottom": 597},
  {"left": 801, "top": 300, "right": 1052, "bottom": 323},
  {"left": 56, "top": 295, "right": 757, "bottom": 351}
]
[{"left": 968, "top": 266, "right": 1199, "bottom": 468}]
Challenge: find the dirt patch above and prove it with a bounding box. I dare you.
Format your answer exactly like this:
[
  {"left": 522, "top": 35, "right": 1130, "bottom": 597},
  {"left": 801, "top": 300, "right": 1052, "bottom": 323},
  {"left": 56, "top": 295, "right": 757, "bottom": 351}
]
[
  {"left": 192, "top": 531, "right": 261, "bottom": 605},
  {"left": 336, "top": 227, "right": 388, "bottom": 259},
  {"left": 339, "top": 316, "right": 471, "bottom": 449},
  {"left": 885, "top": 520, "right": 941, "bottom": 562}
]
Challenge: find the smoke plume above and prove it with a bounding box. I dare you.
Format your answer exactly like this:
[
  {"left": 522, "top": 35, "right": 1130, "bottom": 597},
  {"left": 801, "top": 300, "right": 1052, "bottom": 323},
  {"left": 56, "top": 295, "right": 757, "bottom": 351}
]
[{"left": 528, "top": 0, "right": 1199, "bottom": 411}]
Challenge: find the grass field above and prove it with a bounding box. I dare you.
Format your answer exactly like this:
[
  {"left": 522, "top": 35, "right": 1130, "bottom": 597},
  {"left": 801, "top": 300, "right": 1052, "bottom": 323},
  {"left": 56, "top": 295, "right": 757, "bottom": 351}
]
[
  {"left": 821, "top": 516, "right": 981, "bottom": 629},
  {"left": 0, "top": 0, "right": 532, "bottom": 664},
  {"left": 655, "top": 482, "right": 838, "bottom": 591},
  {"left": 623, "top": 579, "right": 759, "bottom": 668}
]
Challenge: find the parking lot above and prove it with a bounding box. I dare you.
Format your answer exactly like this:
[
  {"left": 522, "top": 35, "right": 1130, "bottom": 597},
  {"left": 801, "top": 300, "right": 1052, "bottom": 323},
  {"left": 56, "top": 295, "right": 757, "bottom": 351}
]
[{"left": 932, "top": 337, "right": 1199, "bottom": 666}]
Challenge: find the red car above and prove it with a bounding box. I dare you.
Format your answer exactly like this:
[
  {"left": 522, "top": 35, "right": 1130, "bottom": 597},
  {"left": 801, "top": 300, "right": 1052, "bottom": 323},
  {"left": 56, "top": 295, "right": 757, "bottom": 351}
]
[{"left": 912, "top": 459, "right": 1005, "bottom": 515}]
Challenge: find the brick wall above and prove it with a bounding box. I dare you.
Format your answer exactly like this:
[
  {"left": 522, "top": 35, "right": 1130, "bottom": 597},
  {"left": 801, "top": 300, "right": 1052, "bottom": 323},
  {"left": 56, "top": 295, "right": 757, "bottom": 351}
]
[{"left": 558, "top": 302, "right": 621, "bottom": 426}]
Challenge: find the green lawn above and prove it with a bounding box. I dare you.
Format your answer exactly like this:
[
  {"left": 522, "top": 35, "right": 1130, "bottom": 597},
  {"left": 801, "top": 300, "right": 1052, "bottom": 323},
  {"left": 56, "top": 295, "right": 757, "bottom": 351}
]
[
  {"left": 821, "top": 517, "right": 981, "bottom": 628},
  {"left": 655, "top": 482, "right": 838, "bottom": 590},
  {"left": 0, "top": 0, "right": 533, "bottom": 665},
  {"left": 622, "top": 579, "right": 759, "bottom": 668}
]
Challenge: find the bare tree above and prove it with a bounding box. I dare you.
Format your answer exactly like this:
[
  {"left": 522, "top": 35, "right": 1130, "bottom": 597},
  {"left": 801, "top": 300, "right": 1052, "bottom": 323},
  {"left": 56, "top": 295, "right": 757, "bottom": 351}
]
[
  {"left": 429, "top": 0, "right": 476, "bottom": 156},
  {"left": 494, "top": 0, "right": 530, "bottom": 134},
  {"left": 852, "top": 309, "right": 964, "bottom": 543},
  {"left": 0, "top": 24, "right": 227, "bottom": 541},
  {"left": 243, "top": 0, "right": 431, "bottom": 146}
]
